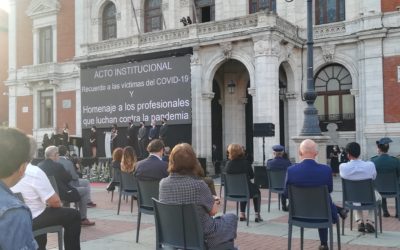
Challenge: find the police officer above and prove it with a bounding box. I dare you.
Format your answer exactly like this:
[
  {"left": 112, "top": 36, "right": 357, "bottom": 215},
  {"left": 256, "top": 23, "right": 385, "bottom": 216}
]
[
  {"left": 371, "top": 137, "right": 400, "bottom": 217},
  {"left": 266, "top": 145, "right": 292, "bottom": 211}
]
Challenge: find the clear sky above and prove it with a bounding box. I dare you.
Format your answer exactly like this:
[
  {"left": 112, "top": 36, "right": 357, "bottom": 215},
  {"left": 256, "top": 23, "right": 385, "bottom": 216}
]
[{"left": 0, "top": 0, "right": 9, "bottom": 13}]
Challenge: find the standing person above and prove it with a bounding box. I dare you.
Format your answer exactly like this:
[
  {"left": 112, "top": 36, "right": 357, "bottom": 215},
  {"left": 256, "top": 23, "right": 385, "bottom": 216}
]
[
  {"left": 138, "top": 121, "right": 148, "bottom": 158},
  {"left": 339, "top": 146, "right": 348, "bottom": 164},
  {"left": 0, "top": 127, "right": 37, "bottom": 250},
  {"left": 285, "top": 139, "right": 347, "bottom": 250},
  {"left": 39, "top": 146, "right": 95, "bottom": 226},
  {"left": 89, "top": 126, "right": 97, "bottom": 158},
  {"left": 226, "top": 143, "right": 262, "bottom": 222},
  {"left": 339, "top": 142, "right": 380, "bottom": 233},
  {"left": 329, "top": 145, "right": 340, "bottom": 177},
  {"left": 371, "top": 137, "right": 400, "bottom": 218},
  {"left": 42, "top": 133, "right": 52, "bottom": 150},
  {"left": 159, "top": 143, "right": 237, "bottom": 249},
  {"left": 148, "top": 120, "right": 158, "bottom": 142},
  {"left": 111, "top": 123, "right": 119, "bottom": 153},
  {"left": 135, "top": 139, "right": 168, "bottom": 181},
  {"left": 12, "top": 136, "right": 81, "bottom": 250},
  {"left": 159, "top": 118, "right": 168, "bottom": 145},
  {"left": 266, "top": 144, "right": 292, "bottom": 211},
  {"left": 127, "top": 120, "right": 139, "bottom": 156},
  {"left": 62, "top": 123, "right": 69, "bottom": 147},
  {"left": 121, "top": 146, "right": 138, "bottom": 174}
]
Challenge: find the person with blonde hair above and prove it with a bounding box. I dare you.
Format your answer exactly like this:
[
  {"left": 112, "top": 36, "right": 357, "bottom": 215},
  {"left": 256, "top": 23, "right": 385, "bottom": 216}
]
[
  {"left": 226, "top": 143, "right": 262, "bottom": 222},
  {"left": 159, "top": 143, "right": 237, "bottom": 248},
  {"left": 121, "top": 146, "right": 137, "bottom": 173}
]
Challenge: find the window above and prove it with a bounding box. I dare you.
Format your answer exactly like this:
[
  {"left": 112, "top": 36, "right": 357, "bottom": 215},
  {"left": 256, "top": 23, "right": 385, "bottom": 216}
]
[
  {"left": 194, "top": 0, "right": 215, "bottom": 23},
  {"left": 314, "top": 64, "right": 354, "bottom": 131},
  {"left": 39, "top": 27, "right": 53, "bottom": 63},
  {"left": 249, "top": 0, "right": 276, "bottom": 14},
  {"left": 102, "top": 2, "right": 117, "bottom": 40},
  {"left": 39, "top": 90, "right": 53, "bottom": 128},
  {"left": 315, "top": 0, "right": 345, "bottom": 25},
  {"left": 145, "top": 0, "right": 162, "bottom": 33}
]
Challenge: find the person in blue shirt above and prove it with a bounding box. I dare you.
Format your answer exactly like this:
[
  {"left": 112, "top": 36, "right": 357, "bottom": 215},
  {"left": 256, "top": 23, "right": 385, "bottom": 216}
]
[
  {"left": 266, "top": 144, "right": 292, "bottom": 211},
  {"left": 0, "top": 127, "right": 38, "bottom": 250}
]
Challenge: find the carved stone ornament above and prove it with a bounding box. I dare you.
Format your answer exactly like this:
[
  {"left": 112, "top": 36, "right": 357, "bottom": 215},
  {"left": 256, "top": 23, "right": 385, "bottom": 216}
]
[
  {"left": 26, "top": 0, "right": 60, "bottom": 18},
  {"left": 190, "top": 52, "right": 200, "bottom": 65},
  {"left": 180, "top": 0, "right": 189, "bottom": 7},
  {"left": 201, "top": 92, "right": 215, "bottom": 100},
  {"left": 248, "top": 87, "right": 256, "bottom": 97},
  {"left": 322, "top": 44, "right": 335, "bottom": 62},
  {"left": 254, "top": 39, "right": 280, "bottom": 56},
  {"left": 220, "top": 42, "right": 233, "bottom": 60}
]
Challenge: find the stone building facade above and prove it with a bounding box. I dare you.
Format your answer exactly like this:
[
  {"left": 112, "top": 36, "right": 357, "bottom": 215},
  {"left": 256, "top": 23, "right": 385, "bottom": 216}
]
[{"left": 5, "top": 0, "right": 400, "bottom": 167}]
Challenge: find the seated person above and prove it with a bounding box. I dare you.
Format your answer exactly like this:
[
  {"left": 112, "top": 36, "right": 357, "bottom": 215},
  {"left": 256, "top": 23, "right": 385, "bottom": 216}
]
[
  {"left": 57, "top": 145, "right": 96, "bottom": 207},
  {"left": 226, "top": 143, "right": 262, "bottom": 222},
  {"left": 107, "top": 147, "right": 123, "bottom": 191},
  {"left": 159, "top": 143, "right": 237, "bottom": 249},
  {"left": 0, "top": 127, "right": 37, "bottom": 250},
  {"left": 285, "top": 139, "right": 347, "bottom": 250},
  {"left": 135, "top": 139, "right": 168, "bottom": 181},
  {"left": 12, "top": 136, "right": 81, "bottom": 250}
]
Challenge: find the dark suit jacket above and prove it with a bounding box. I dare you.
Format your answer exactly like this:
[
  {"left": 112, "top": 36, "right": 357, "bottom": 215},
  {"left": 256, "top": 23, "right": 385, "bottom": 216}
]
[
  {"left": 38, "top": 159, "right": 78, "bottom": 201},
  {"left": 134, "top": 155, "right": 168, "bottom": 181},
  {"left": 159, "top": 124, "right": 168, "bottom": 139},
  {"left": 148, "top": 126, "right": 158, "bottom": 140},
  {"left": 284, "top": 159, "right": 338, "bottom": 221},
  {"left": 266, "top": 157, "right": 292, "bottom": 170}
]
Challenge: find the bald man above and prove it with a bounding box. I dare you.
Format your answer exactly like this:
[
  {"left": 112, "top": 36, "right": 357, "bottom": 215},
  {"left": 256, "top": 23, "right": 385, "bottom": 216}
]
[{"left": 284, "top": 139, "right": 344, "bottom": 250}]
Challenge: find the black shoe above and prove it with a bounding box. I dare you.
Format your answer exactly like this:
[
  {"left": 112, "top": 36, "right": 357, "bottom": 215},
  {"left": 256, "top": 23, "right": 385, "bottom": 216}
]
[
  {"left": 339, "top": 208, "right": 349, "bottom": 220},
  {"left": 319, "top": 245, "right": 329, "bottom": 250},
  {"left": 383, "top": 211, "right": 391, "bottom": 217},
  {"left": 106, "top": 183, "right": 115, "bottom": 192},
  {"left": 365, "top": 222, "right": 375, "bottom": 233},
  {"left": 255, "top": 217, "right": 263, "bottom": 223},
  {"left": 358, "top": 222, "right": 365, "bottom": 232},
  {"left": 239, "top": 217, "right": 246, "bottom": 221}
]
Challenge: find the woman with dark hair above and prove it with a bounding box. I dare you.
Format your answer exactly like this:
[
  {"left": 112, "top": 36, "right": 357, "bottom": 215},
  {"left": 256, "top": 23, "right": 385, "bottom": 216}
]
[
  {"left": 225, "top": 143, "right": 262, "bottom": 222},
  {"left": 62, "top": 123, "right": 69, "bottom": 147},
  {"left": 110, "top": 124, "right": 118, "bottom": 152},
  {"left": 106, "top": 147, "right": 123, "bottom": 192},
  {"left": 121, "top": 146, "right": 137, "bottom": 173},
  {"left": 330, "top": 145, "right": 340, "bottom": 177},
  {"left": 159, "top": 143, "right": 237, "bottom": 249}
]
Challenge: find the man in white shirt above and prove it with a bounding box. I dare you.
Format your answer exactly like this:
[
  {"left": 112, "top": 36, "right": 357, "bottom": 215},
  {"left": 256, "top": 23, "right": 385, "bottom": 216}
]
[
  {"left": 339, "top": 142, "right": 381, "bottom": 233},
  {"left": 11, "top": 136, "right": 81, "bottom": 250}
]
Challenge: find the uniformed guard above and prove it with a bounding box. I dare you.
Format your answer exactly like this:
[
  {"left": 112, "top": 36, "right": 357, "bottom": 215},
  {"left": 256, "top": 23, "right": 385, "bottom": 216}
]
[
  {"left": 266, "top": 144, "right": 292, "bottom": 211},
  {"left": 371, "top": 137, "right": 400, "bottom": 217}
]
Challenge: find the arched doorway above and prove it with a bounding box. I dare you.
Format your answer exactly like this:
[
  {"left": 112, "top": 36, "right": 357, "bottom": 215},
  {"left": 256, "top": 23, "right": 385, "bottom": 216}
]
[{"left": 211, "top": 59, "right": 252, "bottom": 161}]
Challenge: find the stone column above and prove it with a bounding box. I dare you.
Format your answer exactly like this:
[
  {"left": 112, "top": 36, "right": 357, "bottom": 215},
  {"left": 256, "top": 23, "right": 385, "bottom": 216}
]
[
  {"left": 201, "top": 92, "right": 214, "bottom": 174},
  {"left": 252, "top": 35, "right": 281, "bottom": 165},
  {"left": 190, "top": 48, "right": 202, "bottom": 153}
]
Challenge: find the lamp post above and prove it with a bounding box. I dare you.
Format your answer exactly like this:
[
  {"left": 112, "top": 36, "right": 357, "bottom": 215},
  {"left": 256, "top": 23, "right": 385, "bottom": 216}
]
[
  {"left": 285, "top": 0, "right": 321, "bottom": 136},
  {"left": 227, "top": 80, "right": 236, "bottom": 94}
]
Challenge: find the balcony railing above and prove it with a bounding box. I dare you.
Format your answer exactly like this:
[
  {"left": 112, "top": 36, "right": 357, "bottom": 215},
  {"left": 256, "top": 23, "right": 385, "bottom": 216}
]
[{"left": 318, "top": 113, "right": 355, "bottom": 131}]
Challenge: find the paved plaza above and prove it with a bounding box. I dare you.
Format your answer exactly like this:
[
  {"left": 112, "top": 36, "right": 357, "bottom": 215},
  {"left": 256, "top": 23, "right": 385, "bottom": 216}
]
[{"left": 46, "top": 177, "right": 400, "bottom": 250}]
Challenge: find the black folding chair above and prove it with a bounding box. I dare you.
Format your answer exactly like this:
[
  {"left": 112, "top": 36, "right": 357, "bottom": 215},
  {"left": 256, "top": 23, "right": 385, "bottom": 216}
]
[
  {"left": 117, "top": 172, "right": 138, "bottom": 215},
  {"left": 136, "top": 179, "right": 160, "bottom": 243},
  {"left": 341, "top": 178, "right": 382, "bottom": 238},
  {"left": 266, "top": 168, "right": 286, "bottom": 212},
  {"left": 287, "top": 185, "right": 341, "bottom": 250}
]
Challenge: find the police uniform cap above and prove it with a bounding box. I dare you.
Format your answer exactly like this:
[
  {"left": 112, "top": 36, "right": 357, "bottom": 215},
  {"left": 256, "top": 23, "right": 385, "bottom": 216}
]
[
  {"left": 272, "top": 145, "right": 284, "bottom": 152},
  {"left": 376, "top": 137, "right": 393, "bottom": 145}
]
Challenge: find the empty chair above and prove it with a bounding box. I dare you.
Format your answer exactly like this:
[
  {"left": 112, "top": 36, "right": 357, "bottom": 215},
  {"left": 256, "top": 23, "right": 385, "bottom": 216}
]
[
  {"left": 266, "top": 168, "right": 286, "bottom": 212},
  {"left": 117, "top": 171, "right": 138, "bottom": 215},
  {"left": 136, "top": 179, "right": 160, "bottom": 243},
  {"left": 152, "top": 198, "right": 235, "bottom": 250},
  {"left": 110, "top": 167, "right": 122, "bottom": 202},
  {"left": 219, "top": 160, "right": 227, "bottom": 197},
  {"left": 254, "top": 166, "right": 268, "bottom": 189},
  {"left": 223, "top": 173, "right": 259, "bottom": 226},
  {"left": 287, "top": 185, "right": 341, "bottom": 250},
  {"left": 374, "top": 171, "right": 400, "bottom": 221},
  {"left": 341, "top": 178, "right": 382, "bottom": 237}
]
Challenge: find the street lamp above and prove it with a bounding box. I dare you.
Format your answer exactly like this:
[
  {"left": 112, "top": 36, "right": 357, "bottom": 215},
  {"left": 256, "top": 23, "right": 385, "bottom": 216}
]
[
  {"left": 227, "top": 80, "right": 236, "bottom": 94},
  {"left": 285, "top": 0, "right": 322, "bottom": 136}
]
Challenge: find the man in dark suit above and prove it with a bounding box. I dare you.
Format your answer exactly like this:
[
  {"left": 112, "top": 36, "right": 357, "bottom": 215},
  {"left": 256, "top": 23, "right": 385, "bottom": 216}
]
[
  {"left": 148, "top": 120, "right": 158, "bottom": 142},
  {"left": 159, "top": 118, "right": 168, "bottom": 145},
  {"left": 127, "top": 120, "right": 139, "bottom": 154},
  {"left": 284, "top": 139, "right": 344, "bottom": 250},
  {"left": 138, "top": 121, "right": 148, "bottom": 158},
  {"left": 371, "top": 137, "right": 400, "bottom": 217},
  {"left": 39, "top": 146, "right": 95, "bottom": 226},
  {"left": 266, "top": 144, "right": 291, "bottom": 211},
  {"left": 134, "top": 139, "right": 168, "bottom": 181}
]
